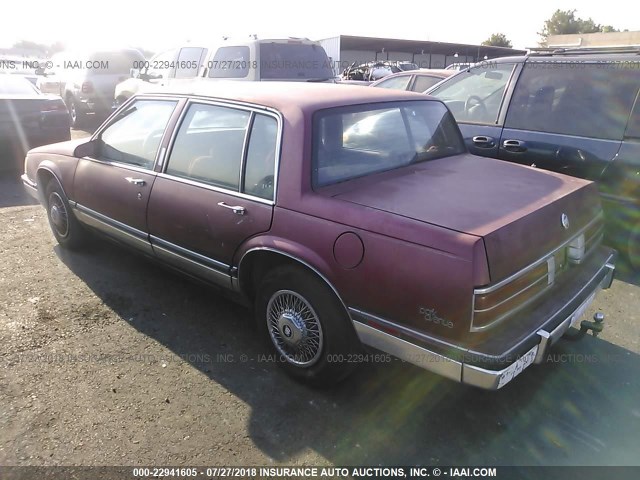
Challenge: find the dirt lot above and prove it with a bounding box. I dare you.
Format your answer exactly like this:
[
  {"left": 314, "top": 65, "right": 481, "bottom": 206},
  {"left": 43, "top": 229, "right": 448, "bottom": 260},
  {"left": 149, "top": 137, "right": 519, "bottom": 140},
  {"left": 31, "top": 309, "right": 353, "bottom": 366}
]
[{"left": 1, "top": 132, "right": 639, "bottom": 467}]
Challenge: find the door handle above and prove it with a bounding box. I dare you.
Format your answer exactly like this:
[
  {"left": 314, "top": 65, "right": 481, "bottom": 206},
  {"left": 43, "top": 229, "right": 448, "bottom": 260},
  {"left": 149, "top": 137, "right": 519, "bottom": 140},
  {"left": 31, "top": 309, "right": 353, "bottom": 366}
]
[
  {"left": 502, "top": 139, "right": 527, "bottom": 152},
  {"left": 125, "top": 177, "right": 146, "bottom": 186},
  {"left": 472, "top": 136, "right": 495, "bottom": 148},
  {"left": 217, "top": 202, "right": 245, "bottom": 215}
]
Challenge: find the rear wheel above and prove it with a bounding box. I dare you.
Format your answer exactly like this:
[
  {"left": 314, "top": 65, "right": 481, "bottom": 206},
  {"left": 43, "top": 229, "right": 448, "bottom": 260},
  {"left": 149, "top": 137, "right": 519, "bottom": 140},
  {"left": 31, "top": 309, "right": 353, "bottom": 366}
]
[
  {"left": 45, "top": 181, "right": 87, "bottom": 249},
  {"left": 255, "top": 265, "right": 360, "bottom": 386}
]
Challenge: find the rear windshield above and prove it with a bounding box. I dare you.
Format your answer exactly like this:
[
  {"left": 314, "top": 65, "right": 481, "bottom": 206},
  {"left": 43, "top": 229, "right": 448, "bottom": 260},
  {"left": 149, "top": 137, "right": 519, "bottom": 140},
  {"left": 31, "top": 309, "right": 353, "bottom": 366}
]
[
  {"left": 312, "top": 101, "right": 465, "bottom": 187},
  {"left": 0, "top": 75, "right": 38, "bottom": 94},
  {"left": 259, "top": 43, "right": 333, "bottom": 80}
]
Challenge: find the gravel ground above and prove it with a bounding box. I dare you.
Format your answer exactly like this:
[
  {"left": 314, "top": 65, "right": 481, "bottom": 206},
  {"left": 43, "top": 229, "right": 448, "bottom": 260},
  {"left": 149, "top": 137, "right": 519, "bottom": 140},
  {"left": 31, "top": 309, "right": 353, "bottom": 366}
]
[{"left": 1, "top": 131, "right": 639, "bottom": 467}]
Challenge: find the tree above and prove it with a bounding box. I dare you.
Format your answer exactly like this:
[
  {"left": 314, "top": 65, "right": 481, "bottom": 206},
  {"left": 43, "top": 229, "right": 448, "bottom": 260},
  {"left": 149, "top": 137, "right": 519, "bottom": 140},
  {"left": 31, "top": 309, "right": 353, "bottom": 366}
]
[
  {"left": 481, "top": 33, "right": 513, "bottom": 48},
  {"left": 539, "top": 9, "right": 619, "bottom": 43}
]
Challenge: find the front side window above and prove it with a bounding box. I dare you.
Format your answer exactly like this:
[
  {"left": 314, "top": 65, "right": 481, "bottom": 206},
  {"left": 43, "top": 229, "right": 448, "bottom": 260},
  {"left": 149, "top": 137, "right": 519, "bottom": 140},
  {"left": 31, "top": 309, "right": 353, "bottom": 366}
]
[
  {"left": 166, "top": 103, "right": 250, "bottom": 190},
  {"left": 506, "top": 63, "right": 640, "bottom": 140},
  {"left": 313, "top": 101, "right": 465, "bottom": 187},
  {"left": 207, "top": 46, "right": 250, "bottom": 79},
  {"left": 374, "top": 74, "right": 412, "bottom": 90},
  {"left": 98, "top": 100, "right": 177, "bottom": 168},
  {"left": 430, "top": 63, "right": 515, "bottom": 124}
]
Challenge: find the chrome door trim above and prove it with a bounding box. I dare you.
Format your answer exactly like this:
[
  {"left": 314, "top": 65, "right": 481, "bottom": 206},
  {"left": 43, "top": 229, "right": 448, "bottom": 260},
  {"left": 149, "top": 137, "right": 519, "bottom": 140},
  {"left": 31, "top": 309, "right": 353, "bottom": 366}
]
[
  {"left": 149, "top": 236, "right": 233, "bottom": 289},
  {"left": 149, "top": 235, "right": 231, "bottom": 273},
  {"left": 72, "top": 204, "right": 153, "bottom": 255}
]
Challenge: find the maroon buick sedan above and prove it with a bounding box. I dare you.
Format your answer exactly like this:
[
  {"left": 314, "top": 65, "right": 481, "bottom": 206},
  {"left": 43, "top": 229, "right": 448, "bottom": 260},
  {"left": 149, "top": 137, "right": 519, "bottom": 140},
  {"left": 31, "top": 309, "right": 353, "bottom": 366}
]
[{"left": 22, "top": 82, "right": 616, "bottom": 389}]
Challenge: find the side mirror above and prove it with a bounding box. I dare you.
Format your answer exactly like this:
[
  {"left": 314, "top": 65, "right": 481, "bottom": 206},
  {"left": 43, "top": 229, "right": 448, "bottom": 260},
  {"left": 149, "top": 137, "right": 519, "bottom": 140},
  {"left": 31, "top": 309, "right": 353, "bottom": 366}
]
[
  {"left": 35, "top": 67, "right": 46, "bottom": 76},
  {"left": 73, "top": 140, "right": 96, "bottom": 158},
  {"left": 130, "top": 68, "right": 140, "bottom": 79}
]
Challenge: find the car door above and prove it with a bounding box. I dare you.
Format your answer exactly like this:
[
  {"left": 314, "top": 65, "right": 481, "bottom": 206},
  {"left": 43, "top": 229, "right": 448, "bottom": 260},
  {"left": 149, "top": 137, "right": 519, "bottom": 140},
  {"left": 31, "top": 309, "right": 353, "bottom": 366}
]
[
  {"left": 427, "top": 62, "right": 519, "bottom": 157},
  {"left": 147, "top": 101, "right": 279, "bottom": 288},
  {"left": 72, "top": 98, "right": 180, "bottom": 253},
  {"left": 498, "top": 60, "right": 639, "bottom": 181}
]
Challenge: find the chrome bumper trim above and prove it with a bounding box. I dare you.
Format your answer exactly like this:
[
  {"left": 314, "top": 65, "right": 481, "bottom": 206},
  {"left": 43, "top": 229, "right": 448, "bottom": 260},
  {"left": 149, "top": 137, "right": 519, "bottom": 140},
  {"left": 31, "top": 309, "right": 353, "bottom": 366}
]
[
  {"left": 533, "top": 258, "right": 615, "bottom": 364},
  {"left": 352, "top": 320, "right": 463, "bottom": 382},
  {"left": 351, "top": 251, "right": 616, "bottom": 390}
]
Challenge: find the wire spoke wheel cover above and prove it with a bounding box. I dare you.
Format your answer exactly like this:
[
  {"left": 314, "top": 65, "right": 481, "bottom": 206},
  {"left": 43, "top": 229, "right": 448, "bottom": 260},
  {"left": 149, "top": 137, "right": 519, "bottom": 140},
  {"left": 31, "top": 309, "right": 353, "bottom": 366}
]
[
  {"left": 48, "top": 192, "right": 69, "bottom": 238},
  {"left": 266, "top": 289, "right": 323, "bottom": 367}
]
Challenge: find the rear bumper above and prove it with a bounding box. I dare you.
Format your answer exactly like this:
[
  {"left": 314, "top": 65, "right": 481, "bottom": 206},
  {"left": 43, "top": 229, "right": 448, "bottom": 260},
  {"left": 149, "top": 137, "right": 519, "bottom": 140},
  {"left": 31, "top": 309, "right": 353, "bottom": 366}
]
[{"left": 350, "top": 247, "right": 616, "bottom": 390}]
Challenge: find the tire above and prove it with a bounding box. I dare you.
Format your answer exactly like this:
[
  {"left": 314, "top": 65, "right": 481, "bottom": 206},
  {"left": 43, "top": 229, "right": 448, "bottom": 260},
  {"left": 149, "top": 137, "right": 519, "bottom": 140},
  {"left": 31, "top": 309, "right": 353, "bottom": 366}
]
[
  {"left": 67, "top": 95, "right": 85, "bottom": 129},
  {"left": 44, "top": 180, "right": 87, "bottom": 249},
  {"left": 628, "top": 222, "right": 640, "bottom": 270},
  {"left": 255, "top": 265, "right": 360, "bottom": 386}
]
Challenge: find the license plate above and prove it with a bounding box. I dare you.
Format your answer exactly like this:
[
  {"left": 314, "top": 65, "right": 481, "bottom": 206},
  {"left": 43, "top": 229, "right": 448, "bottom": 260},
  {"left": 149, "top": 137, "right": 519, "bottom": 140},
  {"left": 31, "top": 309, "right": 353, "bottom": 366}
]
[
  {"left": 497, "top": 344, "right": 538, "bottom": 389},
  {"left": 570, "top": 292, "right": 597, "bottom": 329}
]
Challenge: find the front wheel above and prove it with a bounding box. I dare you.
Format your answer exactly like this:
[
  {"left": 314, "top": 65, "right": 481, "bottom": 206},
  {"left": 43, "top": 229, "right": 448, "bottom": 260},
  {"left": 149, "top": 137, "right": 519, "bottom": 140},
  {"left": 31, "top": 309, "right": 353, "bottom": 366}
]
[
  {"left": 255, "top": 265, "right": 360, "bottom": 386},
  {"left": 67, "top": 96, "right": 85, "bottom": 129},
  {"left": 45, "top": 181, "right": 87, "bottom": 249}
]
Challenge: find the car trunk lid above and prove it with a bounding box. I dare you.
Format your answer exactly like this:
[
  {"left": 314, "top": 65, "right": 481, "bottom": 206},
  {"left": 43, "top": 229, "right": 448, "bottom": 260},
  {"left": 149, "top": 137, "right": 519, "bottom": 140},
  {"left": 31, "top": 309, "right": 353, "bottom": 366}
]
[{"left": 331, "top": 154, "right": 601, "bottom": 282}]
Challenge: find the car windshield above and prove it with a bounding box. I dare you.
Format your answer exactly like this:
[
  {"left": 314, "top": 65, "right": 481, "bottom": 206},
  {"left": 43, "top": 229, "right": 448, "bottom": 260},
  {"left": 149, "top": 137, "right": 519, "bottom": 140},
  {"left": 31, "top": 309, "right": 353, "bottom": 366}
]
[
  {"left": 312, "top": 101, "right": 465, "bottom": 187},
  {"left": 259, "top": 43, "right": 334, "bottom": 80},
  {"left": 0, "top": 74, "right": 38, "bottom": 94}
]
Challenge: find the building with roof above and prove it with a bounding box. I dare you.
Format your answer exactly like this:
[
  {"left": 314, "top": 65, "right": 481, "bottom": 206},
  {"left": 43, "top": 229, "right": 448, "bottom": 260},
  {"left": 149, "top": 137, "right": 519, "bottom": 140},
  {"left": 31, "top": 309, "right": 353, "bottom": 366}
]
[{"left": 317, "top": 35, "right": 526, "bottom": 74}]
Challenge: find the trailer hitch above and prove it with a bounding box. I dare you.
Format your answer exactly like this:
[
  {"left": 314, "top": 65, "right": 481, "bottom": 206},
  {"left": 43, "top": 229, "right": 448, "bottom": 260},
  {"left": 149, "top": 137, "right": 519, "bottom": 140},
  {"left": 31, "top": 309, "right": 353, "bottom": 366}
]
[{"left": 564, "top": 312, "right": 605, "bottom": 340}]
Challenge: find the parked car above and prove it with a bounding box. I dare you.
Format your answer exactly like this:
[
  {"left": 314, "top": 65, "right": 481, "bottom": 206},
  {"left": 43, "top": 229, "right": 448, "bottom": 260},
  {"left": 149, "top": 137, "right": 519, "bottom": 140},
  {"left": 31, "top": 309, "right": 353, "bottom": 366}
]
[
  {"left": 0, "top": 74, "right": 69, "bottom": 172},
  {"left": 201, "top": 37, "right": 334, "bottom": 82},
  {"left": 426, "top": 49, "right": 640, "bottom": 268},
  {"left": 370, "top": 69, "right": 454, "bottom": 92},
  {"left": 445, "top": 62, "right": 472, "bottom": 71},
  {"left": 22, "top": 82, "right": 616, "bottom": 388},
  {"left": 114, "top": 46, "right": 208, "bottom": 106},
  {"left": 36, "top": 48, "right": 146, "bottom": 128},
  {"left": 341, "top": 61, "right": 401, "bottom": 82}
]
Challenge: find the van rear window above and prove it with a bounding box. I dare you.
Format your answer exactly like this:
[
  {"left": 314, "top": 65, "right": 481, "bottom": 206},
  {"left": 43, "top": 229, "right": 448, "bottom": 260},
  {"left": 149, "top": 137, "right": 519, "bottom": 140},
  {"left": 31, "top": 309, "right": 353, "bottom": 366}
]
[{"left": 259, "top": 43, "right": 333, "bottom": 81}]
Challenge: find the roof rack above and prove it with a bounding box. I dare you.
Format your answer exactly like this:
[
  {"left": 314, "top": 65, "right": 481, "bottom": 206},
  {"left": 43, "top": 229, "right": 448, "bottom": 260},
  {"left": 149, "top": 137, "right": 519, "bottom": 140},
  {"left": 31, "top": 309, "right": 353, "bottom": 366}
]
[{"left": 527, "top": 46, "right": 640, "bottom": 56}]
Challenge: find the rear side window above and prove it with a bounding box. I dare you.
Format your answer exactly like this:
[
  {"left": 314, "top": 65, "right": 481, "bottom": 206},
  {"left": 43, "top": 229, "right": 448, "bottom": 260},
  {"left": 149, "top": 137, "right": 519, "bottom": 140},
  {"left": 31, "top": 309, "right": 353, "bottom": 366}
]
[
  {"left": 412, "top": 75, "right": 445, "bottom": 92},
  {"left": 244, "top": 115, "right": 278, "bottom": 200},
  {"left": 207, "top": 47, "right": 250, "bottom": 79},
  {"left": 165, "top": 104, "right": 279, "bottom": 199},
  {"left": 166, "top": 104, "right": 250, "bottom": 189},
  {"left": 429, "top": 63, "right": 515, "bottom": 124},
  {"left": 259, "top": 43, "right": 333, "bottom": 80},
  {"left": 506, "top": 63, "right": 640, "bottom": 141},
  {"left": 375, "top": 75, "right": 412, "bottom": 90}
]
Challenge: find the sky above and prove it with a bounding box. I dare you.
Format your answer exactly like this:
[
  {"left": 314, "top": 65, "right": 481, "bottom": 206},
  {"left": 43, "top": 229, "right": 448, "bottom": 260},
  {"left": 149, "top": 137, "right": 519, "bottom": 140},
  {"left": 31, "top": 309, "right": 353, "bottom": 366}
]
[{"left": 1, "top": 0, "right": 637, "bottom": 53}]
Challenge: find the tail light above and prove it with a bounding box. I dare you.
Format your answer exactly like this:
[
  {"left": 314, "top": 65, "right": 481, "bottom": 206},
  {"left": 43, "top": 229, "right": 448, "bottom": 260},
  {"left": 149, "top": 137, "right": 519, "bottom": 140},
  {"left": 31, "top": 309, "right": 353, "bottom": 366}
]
[
  {"left": 471, "top": 216, "right": 604, "bottom": 331},
  {"left": 41, "top": 99, "right": 68, "bottom": 113},
  {"left": 81, "top": 81, "right": 93, "bottom": 93}
]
